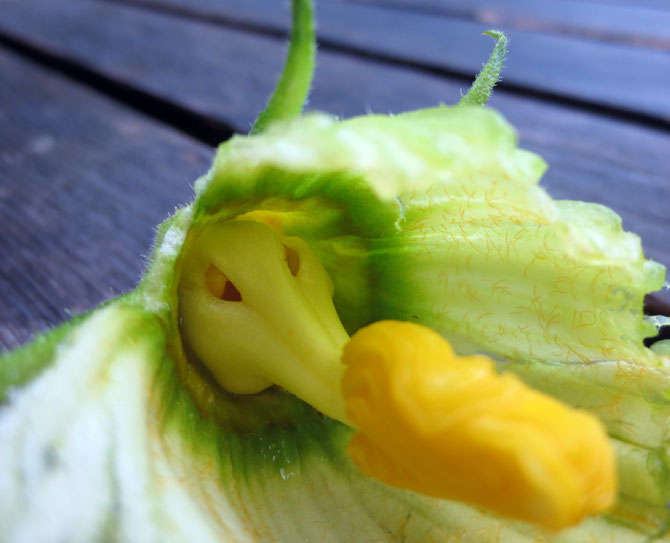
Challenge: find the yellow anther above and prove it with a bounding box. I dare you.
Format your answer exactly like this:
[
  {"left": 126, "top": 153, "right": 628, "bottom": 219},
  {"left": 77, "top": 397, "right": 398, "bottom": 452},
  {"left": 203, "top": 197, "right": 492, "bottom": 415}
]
[{"left": 341, "top": 320, "right": 616, "bottom": 530}]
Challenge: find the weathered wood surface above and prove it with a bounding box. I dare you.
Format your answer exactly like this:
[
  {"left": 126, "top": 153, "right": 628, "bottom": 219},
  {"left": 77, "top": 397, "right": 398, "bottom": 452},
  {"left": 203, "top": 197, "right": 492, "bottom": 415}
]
[
  {"left": 0, "top": 48, "right": 211, "bottom": 350},
  {"left": 0, "top": 0, "right": 667, "bottom": 263},
  {"left": 83, "top": 0, "right": 670, "bottom": 122},
  {"left": 0, "top": 0, "right": 668, "bottom": 350}
]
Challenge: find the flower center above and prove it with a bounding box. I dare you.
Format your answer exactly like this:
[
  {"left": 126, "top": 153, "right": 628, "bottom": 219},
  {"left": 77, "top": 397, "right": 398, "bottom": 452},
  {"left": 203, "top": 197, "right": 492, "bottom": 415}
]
[
  {"left": 178, "top": 219, "right": 350, "bottom": 423},
  {"left": 177, "top": 219, "right": 616, "bottom": 530}
]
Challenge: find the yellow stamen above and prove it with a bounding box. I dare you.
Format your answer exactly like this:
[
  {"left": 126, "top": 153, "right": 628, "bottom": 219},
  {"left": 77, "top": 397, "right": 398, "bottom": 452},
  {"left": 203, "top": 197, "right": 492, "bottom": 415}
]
[
  {"left": 341, "top": 320, "right": 616, "bottom": 530},
  {"left": 179, "top": 220, "right": 350, "bottom": 423}
]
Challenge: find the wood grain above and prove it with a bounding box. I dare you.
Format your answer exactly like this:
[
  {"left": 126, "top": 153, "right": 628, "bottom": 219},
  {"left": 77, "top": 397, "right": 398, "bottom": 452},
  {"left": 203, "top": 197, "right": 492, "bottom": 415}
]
[
  {"left": 83, "top": 0, "right": 670, "bottom": 122},
  {"left": 0, "top": 48, "right": 211, "bottom": 350},
  {"left": 327, "top": 0, "right": 670, "bottom": 50}
]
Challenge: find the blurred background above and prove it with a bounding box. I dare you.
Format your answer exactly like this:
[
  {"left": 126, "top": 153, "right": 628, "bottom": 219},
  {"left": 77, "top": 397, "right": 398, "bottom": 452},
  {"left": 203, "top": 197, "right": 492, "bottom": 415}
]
[{"left": 0, "top": 0, "right": 669, "bottom": 348}]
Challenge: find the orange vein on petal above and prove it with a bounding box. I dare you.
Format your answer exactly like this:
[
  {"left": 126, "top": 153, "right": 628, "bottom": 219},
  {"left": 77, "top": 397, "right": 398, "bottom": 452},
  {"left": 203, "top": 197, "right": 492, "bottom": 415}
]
[{"left": 340, "top": 320, "right": 616, "bottom": 530}]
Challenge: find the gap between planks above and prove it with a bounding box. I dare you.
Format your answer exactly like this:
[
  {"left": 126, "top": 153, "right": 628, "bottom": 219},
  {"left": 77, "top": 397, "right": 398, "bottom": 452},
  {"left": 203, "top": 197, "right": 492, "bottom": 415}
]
[{"left": 0, "top": 31, "right": 234, "bottom": 147}]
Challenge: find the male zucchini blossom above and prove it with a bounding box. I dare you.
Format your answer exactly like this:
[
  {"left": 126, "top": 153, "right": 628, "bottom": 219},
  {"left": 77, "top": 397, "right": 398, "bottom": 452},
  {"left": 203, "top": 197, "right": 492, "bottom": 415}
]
[
  {"left": 2, "top": 0, "right": 670, "bottom": 541},
  {"left": 178, "top": 216, "right": 616, "bottom": 530}
]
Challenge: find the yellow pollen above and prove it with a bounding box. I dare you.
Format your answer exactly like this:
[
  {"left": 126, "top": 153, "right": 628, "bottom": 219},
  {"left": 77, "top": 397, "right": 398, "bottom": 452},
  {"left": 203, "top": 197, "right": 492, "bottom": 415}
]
[{"left": 340, "top": 320, "right": 617, "bottom": 530}]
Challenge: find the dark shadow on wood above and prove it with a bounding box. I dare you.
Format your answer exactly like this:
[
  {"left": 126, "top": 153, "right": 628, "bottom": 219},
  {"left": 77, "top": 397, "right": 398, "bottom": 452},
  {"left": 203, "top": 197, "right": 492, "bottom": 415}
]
[
  {"left": 644, "top": 293, "right": 670, "bottom": 318},
  {"left": 0, "top": 30, "right": 236, "bottom": 147},
  {"left": 89, "top": 0, "right": 670, "bottom": 133},
  {"left": 644, "top": 292, "right": 670, "bottom": 347}
]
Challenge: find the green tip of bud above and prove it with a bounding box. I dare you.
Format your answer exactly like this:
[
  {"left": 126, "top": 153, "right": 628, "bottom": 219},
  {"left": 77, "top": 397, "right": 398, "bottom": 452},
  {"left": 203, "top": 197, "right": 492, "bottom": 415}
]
[{"left": 459, "top": 29, "right": 508, "bottom": 107}]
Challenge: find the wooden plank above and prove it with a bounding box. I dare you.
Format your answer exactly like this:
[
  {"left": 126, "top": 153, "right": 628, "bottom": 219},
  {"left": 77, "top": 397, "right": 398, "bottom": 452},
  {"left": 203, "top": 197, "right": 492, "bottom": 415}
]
[
  {"left": 0, "top": 0, "right": 278, "bottom": 131},
  {"left": 573, "top": 0, "right": 670, "bottom": 10},
  {"left": 0, "top": 48, "right": 211, "bottom": 350},
  {"left": 327, "top": 0, "right": 670, "bottom": 50},
  {"left": 85, "top": 0, "right": 670, "bottom": 122}
]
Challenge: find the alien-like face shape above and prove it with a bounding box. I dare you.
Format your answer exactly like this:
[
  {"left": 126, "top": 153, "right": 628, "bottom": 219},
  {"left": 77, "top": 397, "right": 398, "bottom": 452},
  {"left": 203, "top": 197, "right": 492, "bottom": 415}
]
[{"left": 179, "top": 219, "right": 349, "bottom": 422}]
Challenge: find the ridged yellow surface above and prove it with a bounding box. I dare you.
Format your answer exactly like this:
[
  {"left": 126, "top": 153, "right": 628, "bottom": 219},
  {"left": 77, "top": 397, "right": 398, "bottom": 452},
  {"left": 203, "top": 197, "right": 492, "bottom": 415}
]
[{"left": 341, "top": 320, "right": 616, "bottom": 530}]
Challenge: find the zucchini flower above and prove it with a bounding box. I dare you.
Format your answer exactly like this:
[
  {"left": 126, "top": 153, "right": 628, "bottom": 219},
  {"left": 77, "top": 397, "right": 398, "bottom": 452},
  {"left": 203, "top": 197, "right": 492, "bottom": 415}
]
[{"left": 1, "top": 0, "right": 668, "bottom": 541}]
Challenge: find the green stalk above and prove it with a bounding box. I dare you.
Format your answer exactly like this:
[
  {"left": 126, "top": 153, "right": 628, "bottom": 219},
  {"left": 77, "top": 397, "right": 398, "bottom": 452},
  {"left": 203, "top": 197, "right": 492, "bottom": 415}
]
[{"left": 251, "top": 0, "right": 316, "bottom": 134}]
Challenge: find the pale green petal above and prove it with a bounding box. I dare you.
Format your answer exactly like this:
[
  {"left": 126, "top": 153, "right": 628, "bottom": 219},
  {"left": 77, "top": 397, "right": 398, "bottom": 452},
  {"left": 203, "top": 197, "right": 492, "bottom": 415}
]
[
  {"left": 2, "top": 304, "right": 665, "bottom": 541},
  {"left": 199, "top": 106, "right": 544, "bottom": 206}
]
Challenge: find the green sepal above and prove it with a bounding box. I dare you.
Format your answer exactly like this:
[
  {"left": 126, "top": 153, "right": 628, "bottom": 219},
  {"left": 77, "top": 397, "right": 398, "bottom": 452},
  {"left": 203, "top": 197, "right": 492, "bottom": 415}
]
[
  {"left": 459, "top": 30, "right": 508, "bottom": 106},
  {"left": 0, "top": 317, "right": 81, "bottom": 403}
]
